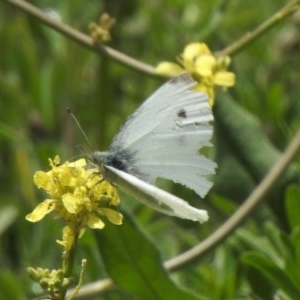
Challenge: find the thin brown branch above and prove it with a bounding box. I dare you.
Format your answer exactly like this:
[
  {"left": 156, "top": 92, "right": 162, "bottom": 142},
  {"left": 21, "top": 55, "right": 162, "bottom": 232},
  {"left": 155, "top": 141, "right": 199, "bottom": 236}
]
[
  {"left": 216, "top": 0, "right": 300, "bottom": 57},
  {"left": 5, "top": 0, "right": 156, "bottom": 75}
]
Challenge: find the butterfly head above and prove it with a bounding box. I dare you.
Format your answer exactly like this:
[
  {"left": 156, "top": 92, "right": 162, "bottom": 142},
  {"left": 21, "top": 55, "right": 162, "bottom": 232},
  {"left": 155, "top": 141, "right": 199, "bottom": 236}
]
[{"left": 88, "top": 151, "right": 108, "bottom": 172}]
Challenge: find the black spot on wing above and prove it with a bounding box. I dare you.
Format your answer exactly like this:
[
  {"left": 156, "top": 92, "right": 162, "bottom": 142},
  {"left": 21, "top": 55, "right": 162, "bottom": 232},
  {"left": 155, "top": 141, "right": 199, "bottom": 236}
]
[{"left": 177, "top": 108, "right": 187, "bottom": 118}]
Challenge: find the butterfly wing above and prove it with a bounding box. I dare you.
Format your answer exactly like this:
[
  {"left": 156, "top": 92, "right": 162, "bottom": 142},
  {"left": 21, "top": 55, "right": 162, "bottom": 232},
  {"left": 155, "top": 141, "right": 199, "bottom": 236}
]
[
  {"left": 105, "top": 165, "right": 209, "bottom": 222},
  {"left": 108, "top": 74, "right": 216, "bottom": 198}
]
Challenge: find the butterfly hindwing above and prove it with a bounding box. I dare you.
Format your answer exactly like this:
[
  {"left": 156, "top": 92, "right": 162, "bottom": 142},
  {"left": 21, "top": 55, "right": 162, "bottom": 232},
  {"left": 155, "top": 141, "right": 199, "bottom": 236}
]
[{"left": 104, "top": 165, "right": 209, "bottom": 222}]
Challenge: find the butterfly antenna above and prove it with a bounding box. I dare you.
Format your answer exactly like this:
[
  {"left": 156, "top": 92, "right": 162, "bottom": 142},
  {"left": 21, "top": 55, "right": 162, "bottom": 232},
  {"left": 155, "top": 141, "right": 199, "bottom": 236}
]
[{"left": 66, "top": 107, "right": 94, "bottom": 151}]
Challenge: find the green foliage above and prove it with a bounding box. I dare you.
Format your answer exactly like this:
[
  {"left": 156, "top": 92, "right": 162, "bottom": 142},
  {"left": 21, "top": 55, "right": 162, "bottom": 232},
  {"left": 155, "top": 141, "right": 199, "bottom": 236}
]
[
  {"left": 285, "top": 185, "right": 300, "bottom": 229},
  {"left": 238, "top": 222, "right": 300, "bottom": 299},
  {"left": 1, "top": 0, "right": 300, "bottom": 299},
  {"left": 95, "top": 210, "right": 199, "bottom": 300},
  {"left": 214, "top": 93, "right": 298, "bottom": 227}
]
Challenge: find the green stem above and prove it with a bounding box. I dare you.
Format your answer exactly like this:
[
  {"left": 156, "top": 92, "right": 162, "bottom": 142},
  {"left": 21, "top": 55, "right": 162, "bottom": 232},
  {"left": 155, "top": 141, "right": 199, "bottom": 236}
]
[
  {"left": 59, "top": 226, "right": 80, "bottom": 300},
  {"left": 216, "top": 0, "right": 300, "bottom": 57},
  {"left": 67, "top": 259, "right": 87, "bottom": 300}
]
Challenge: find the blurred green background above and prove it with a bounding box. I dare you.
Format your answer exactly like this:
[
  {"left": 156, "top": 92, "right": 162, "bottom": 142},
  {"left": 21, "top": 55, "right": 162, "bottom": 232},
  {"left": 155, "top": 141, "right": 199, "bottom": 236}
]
[{"left": 1, "top": 0, "right": 300, "bottom": 299}]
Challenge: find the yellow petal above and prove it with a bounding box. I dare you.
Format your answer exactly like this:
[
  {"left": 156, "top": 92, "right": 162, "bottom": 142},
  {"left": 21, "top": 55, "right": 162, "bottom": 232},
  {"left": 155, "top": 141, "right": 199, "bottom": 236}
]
[
  {"left": 57, "top": 169, "right": 74, "bottom": 186},
  {"left": 56, "top": 225, "right": 74, "bottom": 251},
  {"left": 108, "top": 189, "right": 120, "bottom": 206},
  {"left": 91, "top": 181, "right": 109, "bottom": 198},
  {"left": 155, "top": 62, "right": 183, "bottom": 76},
  {"left": 25, "top": 199, "right": 56, "bottom": 222},
  {"left": 182, "top": 42, "right": 211, "bottom": 62},
  {"left": 87, "top": 215, "right": 105, "bottom": 229},
  {"left": 49, "top": 155, "right": 61, "bottom": 168},
  {"left": 53, "top": 155, "right": 61, "bottom": 166},
  {"left": 195, "top": 55, "right": 216, "bottom": 77},
  {"left": 62, "top": 193, "right": 79, "bottom": 214},
  {"left": 86, "top": 173, "right": 103, "bottom": 189},
  {"left": 33, "top": 171, "right": 52, "bottom": 190},
  {"left": 69, "top": 158, "right": 87, "bottom": 168},
  {"left": 100, "top": 208, "right": 123, "bottom": 225},
  {"left": 216, "top": 56, "right": 231, "bottom": 68},
  {"left": 214, "top": 71, "right": 235, "bottom": 87}
]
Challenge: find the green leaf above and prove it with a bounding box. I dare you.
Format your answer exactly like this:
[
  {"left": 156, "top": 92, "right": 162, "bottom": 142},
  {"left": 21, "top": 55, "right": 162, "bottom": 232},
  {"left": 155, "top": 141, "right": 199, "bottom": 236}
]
[
  {"left": 242, "top": 252, "right": 300, "bottom": 299},
  {"left": 266, "top": 82, "right": 284, "bottom": 122},
  {"left": 0, "top": 271, "right": 25, "bottom": 300},
  {"left": 264, "top": 222, "right": 294, "bottom": 262},
  {"left": 235, "top": 229, "right": 274, "bottom": 255},
  {"left": 214, "top": 94, "right": 298, "bottom": 226},
  {"left": 95, "top": 211, "right": 199, "bottom": 300},
  {"left": 214, "top": 94, "right": 280, "bottom": 183},
  {"left": 285, "top": 185, "right": 300, "bottom": 230},
  {"left": 264, "top": 222, "right": 300, "bottom": 288}
]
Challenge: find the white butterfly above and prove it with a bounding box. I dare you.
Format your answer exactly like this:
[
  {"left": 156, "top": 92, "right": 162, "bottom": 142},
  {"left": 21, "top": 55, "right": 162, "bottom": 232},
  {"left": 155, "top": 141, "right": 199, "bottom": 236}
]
[{"left": 90, "top": 73, "right": 217, "bottom": 222}]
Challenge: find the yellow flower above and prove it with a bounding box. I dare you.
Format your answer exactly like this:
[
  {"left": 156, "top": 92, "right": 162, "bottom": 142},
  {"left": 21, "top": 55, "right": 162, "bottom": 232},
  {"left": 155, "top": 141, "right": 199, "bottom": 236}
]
[
  {"left": 26, "top": 155, "right": 123, "bottom": 248},
  {"left": 156, "top": 42, "right": 235, "bottom": 106}
]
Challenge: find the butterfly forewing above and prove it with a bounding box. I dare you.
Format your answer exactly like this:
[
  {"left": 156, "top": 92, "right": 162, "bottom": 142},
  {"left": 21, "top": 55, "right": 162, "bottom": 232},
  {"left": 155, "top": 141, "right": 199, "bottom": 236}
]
[
  {"left": 108, "top": 73, "right": 216, "bottom": 198},
  {"left": 110, "top": 74, "right": 198, "bottom": 149}
]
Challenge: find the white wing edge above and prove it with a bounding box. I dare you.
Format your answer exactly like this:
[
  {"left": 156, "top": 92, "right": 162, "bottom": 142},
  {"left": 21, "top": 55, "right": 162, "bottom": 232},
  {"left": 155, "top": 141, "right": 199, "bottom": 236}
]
[{"left": 104, "top": 165, "right": 209, "bottom": 223}]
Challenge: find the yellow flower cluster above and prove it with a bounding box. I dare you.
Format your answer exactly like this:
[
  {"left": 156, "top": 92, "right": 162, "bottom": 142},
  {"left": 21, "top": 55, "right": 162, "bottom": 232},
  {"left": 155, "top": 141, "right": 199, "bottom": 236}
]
[
  {"left": 156, "top": 42, "right": 235, "bottom": 106},
  {"left": 26, "top": 156, "right": 122, "bottom": 250},
  {"left": 89, "top": 13, "right": 116, "bottom": 44}
]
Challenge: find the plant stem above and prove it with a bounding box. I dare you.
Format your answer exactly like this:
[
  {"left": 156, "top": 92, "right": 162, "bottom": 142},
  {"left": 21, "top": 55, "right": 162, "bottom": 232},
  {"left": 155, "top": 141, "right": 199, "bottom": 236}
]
[
  {"left": 59, "top": 227, "right": 79, "bottom": 300},
  {"left": 216, "top": 0, "right": 300, "bottom": 57},
  {"left": 4, "top": 0, "right": 156, "bottom": 76}
]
